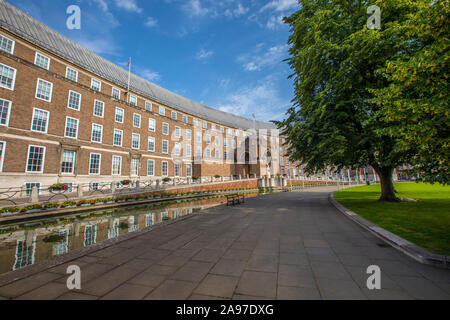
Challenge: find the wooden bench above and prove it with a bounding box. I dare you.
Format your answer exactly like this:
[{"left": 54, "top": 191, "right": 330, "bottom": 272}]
[{"left": 226, "top": 193, "right": 245, "bottom": 206}]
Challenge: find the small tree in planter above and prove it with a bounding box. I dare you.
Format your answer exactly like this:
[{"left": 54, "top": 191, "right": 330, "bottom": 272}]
[
  {"left": 49, "top": 183, "right": 68, "bottom": 192},
  {"left": 162, "top": 177, "right": 171, "bottom": 183},
  {"left": 120, "top": 180, "right": 131, "bottom": 186}
]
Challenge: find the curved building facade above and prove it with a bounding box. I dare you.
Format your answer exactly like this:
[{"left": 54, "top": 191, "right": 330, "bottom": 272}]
[{"left": 0, "top": 0, "right": 302, "bottom": 191}]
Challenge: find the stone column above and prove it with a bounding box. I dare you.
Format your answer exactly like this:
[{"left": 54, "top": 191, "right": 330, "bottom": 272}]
[
  {"left": 77, "top": 184, "right": 83, "bottom": 198},
  {"left": 136, "top": 180, "right": 140, "bottom": 189},
  {"left": 31, "top": 186, "right": 39, "bottom": 204},
  {"left": 111, "top": 182, "right": 116, "bottom": 194},
  {"left": 156, "top": 179, "right": 160, "bottom": 189}
]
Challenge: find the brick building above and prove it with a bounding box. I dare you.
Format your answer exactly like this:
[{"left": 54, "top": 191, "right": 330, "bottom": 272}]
[{"left": 0, "top": 1, "right": 302, "bottom": 191}]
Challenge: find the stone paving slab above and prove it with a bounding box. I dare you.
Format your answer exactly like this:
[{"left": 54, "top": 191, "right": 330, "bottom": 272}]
[{"left": 0, "top": 187, "right": 449, "bottom": 300}]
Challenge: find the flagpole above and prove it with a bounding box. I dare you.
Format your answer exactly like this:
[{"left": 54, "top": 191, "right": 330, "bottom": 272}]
[{"left": 127, "top": 57, "right": 131, "bottom": 93}]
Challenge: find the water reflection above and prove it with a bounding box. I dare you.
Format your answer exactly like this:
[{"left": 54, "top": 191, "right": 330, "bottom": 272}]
[{"left": 0, "top": 195, "right": 243, "bottom": 276}]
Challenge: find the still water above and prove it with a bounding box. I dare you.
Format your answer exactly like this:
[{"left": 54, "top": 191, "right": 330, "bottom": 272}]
[{"left": 0, "top": 195, "right": 251, "bottom": 276}]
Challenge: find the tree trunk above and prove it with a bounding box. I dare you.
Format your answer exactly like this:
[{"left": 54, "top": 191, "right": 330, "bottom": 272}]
[{"left": 373, "top": 166, "right": 399, "bottom": 202}]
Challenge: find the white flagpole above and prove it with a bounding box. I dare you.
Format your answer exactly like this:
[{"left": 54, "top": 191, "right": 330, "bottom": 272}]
[{"left": 127, "top": 57, "right": 131, "bottom": 93}]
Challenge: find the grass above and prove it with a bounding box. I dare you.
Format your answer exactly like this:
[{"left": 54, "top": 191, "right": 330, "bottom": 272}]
[{"left": 335, "top": 182, "right": 450, "bottom": 256}]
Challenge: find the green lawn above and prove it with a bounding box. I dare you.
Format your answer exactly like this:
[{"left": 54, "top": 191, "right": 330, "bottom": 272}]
[{"left": 335, "top": 182, "right": 450, "bottom": 255}]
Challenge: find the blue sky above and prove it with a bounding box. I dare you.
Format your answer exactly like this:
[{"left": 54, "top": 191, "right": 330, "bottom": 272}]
[{"left": 8, "top": 0, "right": 299, "bottom": 122}]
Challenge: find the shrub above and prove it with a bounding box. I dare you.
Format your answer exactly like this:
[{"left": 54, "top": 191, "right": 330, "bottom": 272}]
[
  {"left": 21, "top": 204, "right": 43, "bottom": 212},
  {"left": 214, "top": 174, "right": 221, "bottom": 179},
  {"left": 44, "top": 202, "right": 59, "bottom": 209},
  {"left": 162, "top": 177, "right": 171, "bottom": 182},
  {"left": 61, "top": 201, "right": 76, "bottom": 207},
  {"left": 49, "top": 183, "right": 68, "bottom": 191},
  {"left": 0, "top": 206, "right": 20, "bottom": 214},
  {"left": 120, "top": 180, "right": 131, "bottom": 185},
  {"left": 192, "top": 176, "right": 199, "bottom": 180}
]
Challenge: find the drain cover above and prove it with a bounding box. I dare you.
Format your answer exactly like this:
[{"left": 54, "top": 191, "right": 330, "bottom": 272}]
[{"left": 376, "top": 243, "right": 391, "bottom": 248}]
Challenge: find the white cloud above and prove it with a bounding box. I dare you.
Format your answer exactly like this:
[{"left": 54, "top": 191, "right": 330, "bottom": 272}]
[
  {"left": 144, "top": 17, "right": 158, "bottom": 27},
  {"left": 92, "top": 0, "right": 108, "bottom": 12},
  {"left": 217, "top": 79, "right": 289, "bottom": 122},
  {"left": 114, "top": 0, "right": 142, "bottom": 13},
  {"left": 196, "top": 49, "right": 214, "bottom": 60},
  {"left": 182, "top": 0, "right": 210, "bottom": 17},
  {"left": 260, "top": 0, "right": 298, "bottom": 12},
  {"left": 238, "top": 44, "right": 288, "bottom": 71},
  {"left": 224, "top": 3, "right": 249, "bottom": 18},
  {"left": 138, "top": 69, "right": 161, "bottom": 82},
  {"left": 266, "top": 14, "right": 285, "bottom": 29},
  {"left": 76, "top": 37, "right": 120, "bottom": 56}
]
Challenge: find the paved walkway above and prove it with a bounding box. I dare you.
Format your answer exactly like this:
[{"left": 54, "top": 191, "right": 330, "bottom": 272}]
[{"left": 0, "top": 187, "right": 449, "bottom": 300}]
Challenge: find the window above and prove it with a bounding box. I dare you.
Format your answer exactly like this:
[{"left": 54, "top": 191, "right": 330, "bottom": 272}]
[
  {"left": 91, "top": 78, "right": 101, "bottom": 91},
  {"left": 0, "top": 141, "right": 5, "bottom": 172},
  {"left": 220, "top": 126, "right": 224, "bottom": 133},
  {"left": 224, "top": 151, "right": 229, "bottom": 161},
  {"left": 26, "top": 145, "right": 46, "bottom": 173},
  {"left": 148, "top": 118, "right": 156, "bottom": 132},
  {"left": 148, "top": 136, "right": 155, "bottom": 152},
  {"left": 175, "top": 126, "right": 181, "bottom": 138},
  {"left": 64, "top": 117, "right": 78, "bottom": 139},
  {"left": 224, "top": 139, "right": 228, "bottom": 147},
  {"left": 67, "top": 91, "right": 81, "bottom": 111},
  {"left": 193, "top": 118, "right": 198, "bottom": 127},
  {"left": 113, "top": 129, "right": 123, "bottom": 146},
  {"left": 186, "top": 129, "right": 192, "bottom": 141},
  {"left": 174, "top": 163, "right": 181, "bottom": 177},
  {"left": 182, "top": 115, "right": 188, "bottom": 124},
  {"left": 34, "top": 52, "right": 50, "bottom": 70},
  {"left": 91, "top": 123, "right": 103, "bottom": 143},
  {"left": 84, "top": 225, "right": 97, "bottom": 247},
  {"left": 206, "top": 134, "right": 211, "bottom": 144},
  {"left": 131, "top": 158, "right": 140, "bottom": 176},
  {"left": 161, "top": 161, "right": 168, "bottom": 177},
  {"left": 35, "top": 78, "right": 53, "bottom": 101},
  {"left": 203, "top": 121, "right": 207, "bottom": 129},
  {"left": 211, "top": 124, "right": 216, "bottom": 131},
  {"left": 232, "top": 140, "right": 236, "bottom": 149},
  {"left": 112, "top": 155, "right": 121, "bottom": 175},
  {"left": 61, "top": 150, "right": 75, "bottom": 174},
  {"left": 215, "top": 149, "right": 220, "bottom": 159},
  {"left": 89, "top": 153, "right": 101, "bottom": 175},
  {"left": 31, "top": 108, "right": 49, "bottom": 133},
  {"left": 131, "top": 133, "right": 140, "bottom": 149},
  {"left": 0, "top": 98, "right": 11, "bottom": 126},
  {"left": 280, "top": 157, "right": 283, "bottom": 165},
  {"left": 227, "top": 128, "right": 232, "bottom": 136},
  {"left": 14, "top": 238, "right": 36, "bottom": 270},
  {"left": 147, "top": 159, "right": 154, "bottom": 176},
  {"left": 206, "top": 148, "right": 211, "bottom": 158},
  {"left": 0, "top": 34, "right": 14, "bottom": 54},
  {"left": 65, "top": 67, "right": 78, "bottom": 82},
  {"left": 162, "top": 122, "right": 169, "bottom": 135},
  {"left": 174, "top": 142, "right": 181, "bottom": 156},
  {"left": 145, "top": 101, "right": 152, "bottom": 111},
  {"left": 115, "top": 107, "right": 124, "bottom": 123},
  {"left": 162, "top": 140, "right": 169, "bottom": 154},
  {"left": 286, "top": 158, "right": 290, "bottom": 165},
  {"left": 196, "top": 146, "right": 202, "bottom": 157},
  {"left": 0, "top": 63, "right": 16, "bottom": 90},
  {"left": 24, "top": 183, "right": 40, "bottom": 197},
  {"left": 171, "top": 111, "right": 177, "bottom": 120},
  {"left": 112, "top": 87, "right": 120, "bottom": 100},
  {"left": 133, "top": 113, "right": 141, "bottom": 128},
  {"left": 159, "top": 106, "right": 165, "bottom": 116},
  {"left": 196, "top": 132, "right": 202, "bottom": 143},
  {"left": 215, "top": 136, "right": 219, "bottom": 146},
  {"left": 186, "top": 163, "right": 192, "bottom": 177},
  {"left": 129, "top": 95, "right": 137, "bottom": 106},
  {"left": 186, "top": 144, "right": 191, "bottom": 157},
  {"left": 93, "top": 100, "right": 104, "bottom": 118}
]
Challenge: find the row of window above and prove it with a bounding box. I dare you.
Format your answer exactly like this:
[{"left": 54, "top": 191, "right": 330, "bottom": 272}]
[
  {"left": 0, "top": 33, "right": 260, "bottom": 139},
  {"left": 0, "top": 141, "right": 192, "bottom": 177}
]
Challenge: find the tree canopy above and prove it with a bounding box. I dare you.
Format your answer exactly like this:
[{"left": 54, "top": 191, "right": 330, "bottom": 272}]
[{"left": 275, "top": 0, "right": 448, "bottom": 200}]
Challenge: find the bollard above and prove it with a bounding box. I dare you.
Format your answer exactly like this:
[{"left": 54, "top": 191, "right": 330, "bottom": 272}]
[
  {"left": 30, "top": 186, "right": 39, "bottom": 203},
  {"left": 173, "top": 178, "right": 177, "bottom": 186},
  {"left": 156, "top": 179, "right": 160, "bottom": 189},
  {"left": 77, "top": 185, "right": 83, "bottom": 198},
  {"left": 230, "top": 175, "right": 233, "bottom": 181},
  {"left": 136, "top": 180, "right": 140, "bottom": 189},
  {"left": 111, "top": 182, "right": 116, "bottom": 194}
]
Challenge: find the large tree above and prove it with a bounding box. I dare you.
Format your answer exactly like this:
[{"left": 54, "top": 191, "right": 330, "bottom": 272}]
[
  {"left": 275, "top": 0, "right": 422, "bottom": 201},
  {"left": 370, "top": 0, "right": 449, "bottom": 184}
]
